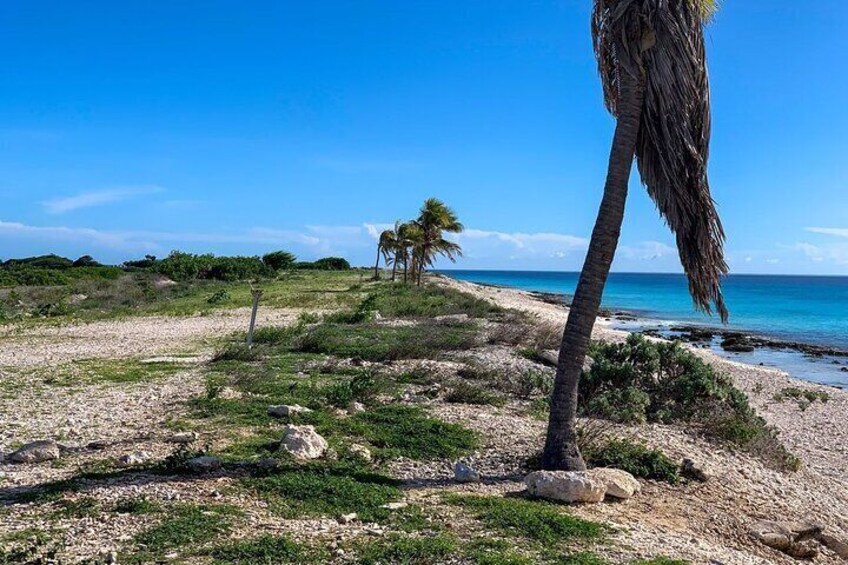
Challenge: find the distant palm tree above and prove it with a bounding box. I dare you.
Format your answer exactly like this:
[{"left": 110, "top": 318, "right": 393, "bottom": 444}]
[
  {"left": 542, "top": 0, "right": 727, "bottom": 471},
  {"left": 411, "top": 198, "right": 464, "bottom": 285},
  {"left": 373, "top": 228, "right": 397, "bottom": 280},
  {"left": 397, "top": 221, "right": 422, "bottom": 283}
]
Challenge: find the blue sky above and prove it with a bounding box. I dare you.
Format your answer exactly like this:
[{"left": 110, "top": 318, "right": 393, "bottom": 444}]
[{"left": 1, "top": 1, "right": 846, "bottom": 274}]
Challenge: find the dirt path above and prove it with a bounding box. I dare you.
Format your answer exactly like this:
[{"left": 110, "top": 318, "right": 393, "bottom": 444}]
[{"left": 0, "top": 307, "right": 301, "bottom": 368}]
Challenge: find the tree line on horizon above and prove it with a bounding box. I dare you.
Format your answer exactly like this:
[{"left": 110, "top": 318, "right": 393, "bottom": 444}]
[
  {"left": 372, "top": 197, "right": 464, "bottom": 285},
  {"left": 0, "top": 250, "right": 351, "bottom": 288}
]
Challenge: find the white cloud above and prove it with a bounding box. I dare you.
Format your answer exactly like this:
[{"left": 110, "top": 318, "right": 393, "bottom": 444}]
[
  {"left": 363, "top": 223, "right": 395, "bottom": 240},
  {"left": 42, "top": 185, "right": 164, "bottom": 214},
  {"left": 0, "top": 220, "right": 326, "bottom": 254},
  {"left": 458, "top": 229, "right": 588, "bottom": 255},
  {"left": 806, "top": 227, "right": 848, "bottom": 238}
]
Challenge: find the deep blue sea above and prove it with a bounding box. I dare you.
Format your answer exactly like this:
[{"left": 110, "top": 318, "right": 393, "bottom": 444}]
[{"left": 441, "top": 270, "right": 848, "bottom": 387}]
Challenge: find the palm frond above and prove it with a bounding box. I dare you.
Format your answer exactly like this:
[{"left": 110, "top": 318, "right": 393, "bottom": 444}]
[{"left": 592, "top": 0, "right": 728, "bottom": 321}]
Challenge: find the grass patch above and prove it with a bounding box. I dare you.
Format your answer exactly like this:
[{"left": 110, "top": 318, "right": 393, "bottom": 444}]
[
  {"left": 52, "top": 496, "right": 100, "bottom": 518},
  {"left": 342, "top": 404, "right": 477, "bottom": 459},
  {"left": 464, "top": 538, "right": 536, "bottom": 564},
  {"left": 361, "top": 282, "right": 500, "bottom": 319},
  {"left": 445, "top": 380, "right": 506, "bottom": 406},
  {"left": 298, "top": 321, "right": 479, "bottom": 361},
  {"left": 113, "top": 497, "right": 162, "bottom": 514},
  {"left": 241, "top": 461, "right": 400, "bottom": 521},
  {"left": 131, "top": 504, "right": 241, "bottom": 561},
  {"left": 37, "top": 359, "right": 182, "bottom": 386},
  {"left": 355, "top": 533, "right": 458, "bottom": 565},
  {"left": 208, "top": 534, "right": 325, "bottom": 564},
  {"left": 446, "top": 495, "right": 604, "bottom": 545},
  {"left": 583, "top": 438, "right": 679, "bottom": 484}
]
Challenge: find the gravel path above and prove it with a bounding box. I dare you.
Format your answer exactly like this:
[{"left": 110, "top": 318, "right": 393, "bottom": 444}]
[{"left": 0, "top": 307, "right": 300, "bottom": 368}]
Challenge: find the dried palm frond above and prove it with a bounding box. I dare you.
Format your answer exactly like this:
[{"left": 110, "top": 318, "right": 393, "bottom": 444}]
[{"left": 592, "top": 0, "right": 728, "bottom": 322}]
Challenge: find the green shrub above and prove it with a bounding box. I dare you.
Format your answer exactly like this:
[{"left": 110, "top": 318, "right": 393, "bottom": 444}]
[
  {"left": 582, "top": 438, "right": 679, "bottom": 483},
  {"left": 156, "top": 251, "right": 271, "bottom": 282},
  {"left": 580, "top": 335, "right": 797, "bottom": 470},
  {"left": 262, "top": 251, "right": 297, "bottom": 272},
  {"left": 207, "top": 289, "right": 231, "bottom": 304},
  {"left": 295, "top": 257, "right": 351, "bottom": 270},
  {"left": 773, "top": 386, "right": 829, "bottom": 409}
]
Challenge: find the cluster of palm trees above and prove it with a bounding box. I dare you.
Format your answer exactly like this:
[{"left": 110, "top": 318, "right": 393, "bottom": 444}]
[{"left": 373, "top": 198, "right": 463, "bottom": 285}]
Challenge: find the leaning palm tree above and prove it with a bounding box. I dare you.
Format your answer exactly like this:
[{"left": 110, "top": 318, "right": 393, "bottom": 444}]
[
  {"left": 411, "top": 198, "right": 464, "bottom": 285},
  {"left": 373, "top": 228, "right": 397, "bottom": 280},
  {"left": 542, "top": 0, "right": 727, "bottom": 471}
]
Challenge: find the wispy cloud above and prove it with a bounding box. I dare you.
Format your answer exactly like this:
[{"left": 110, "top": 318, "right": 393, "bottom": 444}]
[
  {"left": 806, "top": 227, "right": 848, "bottom": 238},
  {"left": 0, "top": 220, "right": 324, "bottom": 253},
  {"left": 42, "top": 185, "right": 164, "bottom": 214}
]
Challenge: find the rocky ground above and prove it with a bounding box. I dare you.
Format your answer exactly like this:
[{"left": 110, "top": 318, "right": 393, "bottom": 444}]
[{"left": 0, "top": 276, "right": 846, "bottom": 564}]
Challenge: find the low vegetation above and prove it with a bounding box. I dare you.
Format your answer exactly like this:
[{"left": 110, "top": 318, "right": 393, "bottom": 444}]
[
  {"left": 580, "top": 334, "right": 799, "bottom": 470},
  {"left": 582, "top": 438, "right": 679, "bottom": 484},
  {"left": 0, "top": 268, "right": 797, "bottom": 564},
  {"left": 773, "top": 386, "right": 829, "bottom": 410}
]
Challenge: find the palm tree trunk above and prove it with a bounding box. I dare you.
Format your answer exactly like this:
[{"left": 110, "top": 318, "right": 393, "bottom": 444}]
[
  {"left": 373, "top": 245, "right": 382, "bottom": 280},
  {"left": 391, "top": 254, "right": 398, "bottom": 281},
  {"left": 541, "top": 72, "right": 645, "bottom": 471}
]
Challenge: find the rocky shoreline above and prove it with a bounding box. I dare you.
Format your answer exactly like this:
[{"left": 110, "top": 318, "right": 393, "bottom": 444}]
[{"left": 517, "top": 287, "right": 848, "bottom": 383}]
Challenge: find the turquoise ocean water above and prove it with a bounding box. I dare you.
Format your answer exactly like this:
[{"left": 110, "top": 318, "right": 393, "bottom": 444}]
[{"left": 441, "top": 270, "right": 848, "bottom": 386}]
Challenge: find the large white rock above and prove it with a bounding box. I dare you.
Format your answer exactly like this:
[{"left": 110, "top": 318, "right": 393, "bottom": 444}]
[
  {"left": 349, "top": 443, "right": 372, "bottom": 462},
  {"left": 524, "top": 470, "right": 607, "bottom": 503},
  {"left": 280, "top": 425, "right": 328, "bottom": 460},
  {"left": 268, "top": 404, "right": 312, "bottom": 418},
  {"left": 587, "top": 468, "right": 641, "bottom": 499},
  {"left": 7, "top": 440, "right": 61, "bottom": 464}
]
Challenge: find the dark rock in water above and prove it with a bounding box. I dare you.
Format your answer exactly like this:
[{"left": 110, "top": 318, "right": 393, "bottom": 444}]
[
  {"left": 721, "top": 335, "right": 755, "bottom": 353},
  {"left": 841, "top": 367, "right": 848, "bottom": 373}
]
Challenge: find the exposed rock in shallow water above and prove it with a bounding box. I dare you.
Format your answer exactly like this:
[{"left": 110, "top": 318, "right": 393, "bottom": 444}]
[
  {"left": 7, "top": 440, "right": 61, "bottom": 463},
  {"left": 524, "top": 470, "right": 606, "bottom": 503}
]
